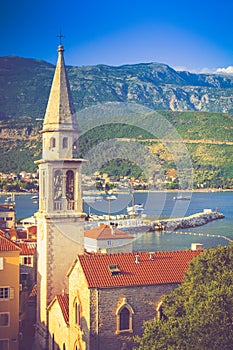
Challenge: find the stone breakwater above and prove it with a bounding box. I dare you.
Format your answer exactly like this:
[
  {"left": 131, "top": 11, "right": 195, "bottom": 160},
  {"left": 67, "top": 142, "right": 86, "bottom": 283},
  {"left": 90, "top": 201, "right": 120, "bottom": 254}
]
[{"left": 151, "top": 211, "right": 225, "bottom": 231}]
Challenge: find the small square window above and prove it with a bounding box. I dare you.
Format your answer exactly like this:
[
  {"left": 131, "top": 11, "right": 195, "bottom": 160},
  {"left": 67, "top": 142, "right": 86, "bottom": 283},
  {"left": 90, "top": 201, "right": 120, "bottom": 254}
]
[
  {"left": 0, "top": 288, "right": 9, "bottom": 299},
  {"left": 0, "top": 313, "right": 9, "bottom": 327},
  {"left": 0, "top": 339, "right": 9, "bottom": 350},
  {"left": 23, "top": 257, "right": 31, "bottom": 265}
]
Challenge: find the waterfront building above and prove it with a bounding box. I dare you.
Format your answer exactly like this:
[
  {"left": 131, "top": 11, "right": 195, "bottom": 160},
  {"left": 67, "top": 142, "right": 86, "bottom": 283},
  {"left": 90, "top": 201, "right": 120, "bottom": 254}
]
[
  {"left": 0, "top": 234, "right": 21, "bottom": 350},
  {"left": 84, "top": 224, "right": 134, "bottom": 253},
  {"left": 35, "top": 43, "right": 85, "bottom": 348}
]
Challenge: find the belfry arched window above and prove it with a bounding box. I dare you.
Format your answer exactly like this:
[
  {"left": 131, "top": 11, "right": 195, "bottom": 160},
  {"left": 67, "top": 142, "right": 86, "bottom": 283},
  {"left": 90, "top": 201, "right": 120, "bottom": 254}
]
[
  {"left": 63, "top": 137, "right": 68, "bottom": 149},
  {"left": 116, "top": 298, "right": 134, "bottom": 334},
  {"left": 73, "top": 140, "right": 78, "bottom": 157},
  {"left": 66, "top": 170, "right": 74, "bottom": 201},
  {"left": 53, "top": 170, "right": 62, "bottom": 210}
]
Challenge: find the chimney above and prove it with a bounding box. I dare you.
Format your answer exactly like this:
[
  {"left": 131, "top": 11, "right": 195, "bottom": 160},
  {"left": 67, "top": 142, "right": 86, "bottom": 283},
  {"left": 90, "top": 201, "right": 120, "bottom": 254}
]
[
  {"left": 149, "top": 252, "right": 154, "bottom": 261},
  {"left": 110, "top": 222, "right": 115, "bottom": 235},
  {"left": 191, "top": 243, "right": 204, "bottom": 251},
  {"left": 135, "top": 255, "right": 140, "bottom": 264}
]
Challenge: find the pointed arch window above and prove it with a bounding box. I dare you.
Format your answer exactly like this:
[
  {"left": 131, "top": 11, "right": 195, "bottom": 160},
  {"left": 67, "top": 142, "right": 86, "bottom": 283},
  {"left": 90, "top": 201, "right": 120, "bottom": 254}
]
[
  {"left": 156, "top": 301, "right": 167, "bottom": 320},
  {"left": 52, "top": 334, "right": 55, "bottom": 350},
  {"left": 75, "top": 302, "right": 81, "bottom": 326},
  {"left": 120, "top": 307, "right": 130, "bottom": 330},
  {"left": 50, "top": 137, "right": 56, "bottom": 149},
  {"left": 73, "top": 338, "right": 82, "bottom": 350},
  {"left": 116, "top": 298, "right": 134, "bottom": 334}
]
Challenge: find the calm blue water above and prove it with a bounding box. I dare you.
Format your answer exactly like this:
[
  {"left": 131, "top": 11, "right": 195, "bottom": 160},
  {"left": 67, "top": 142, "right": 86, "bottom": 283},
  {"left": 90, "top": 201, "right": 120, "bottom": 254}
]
[{"left": 1, "top": 191, "right": 232, "bottom": 251}]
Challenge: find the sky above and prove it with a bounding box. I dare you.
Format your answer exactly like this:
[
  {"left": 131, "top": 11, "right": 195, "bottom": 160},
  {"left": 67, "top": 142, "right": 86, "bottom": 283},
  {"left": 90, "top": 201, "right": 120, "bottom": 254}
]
[{"left": 1, "top": 0, "right": 233, "bottom": 73}]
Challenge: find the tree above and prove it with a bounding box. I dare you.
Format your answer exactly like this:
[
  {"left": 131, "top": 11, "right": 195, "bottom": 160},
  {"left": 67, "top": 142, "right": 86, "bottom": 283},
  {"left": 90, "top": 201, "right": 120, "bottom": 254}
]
[{"left": 135, "top": 245, "right": 233, "bottom": 350}]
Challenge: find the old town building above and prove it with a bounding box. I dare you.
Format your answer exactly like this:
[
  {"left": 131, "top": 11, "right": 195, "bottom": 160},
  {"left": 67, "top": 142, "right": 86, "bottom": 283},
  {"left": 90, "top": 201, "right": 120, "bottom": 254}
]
[
  {"left": 0, "top": 234, "right": 21, "bottom": 350},
  {"left": 84, "top": 224, "right": 134, "bottom": 253}
]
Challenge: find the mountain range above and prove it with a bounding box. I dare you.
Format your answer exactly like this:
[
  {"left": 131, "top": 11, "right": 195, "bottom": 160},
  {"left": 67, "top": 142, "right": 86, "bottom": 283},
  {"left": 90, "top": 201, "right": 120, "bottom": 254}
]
[
  {"left": 1, "top": 55, "right": 233, "bottom": 120},
  {"left": 1, "top": 55, "right": 233, "bottom": 188}
]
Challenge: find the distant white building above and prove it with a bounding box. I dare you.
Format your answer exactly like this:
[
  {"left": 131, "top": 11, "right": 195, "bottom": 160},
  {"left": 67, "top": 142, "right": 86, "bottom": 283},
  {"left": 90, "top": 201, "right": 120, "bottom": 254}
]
[
  {"left": 84, "top": 224, "right": 134, "bottom": 253},
  {"left": 0, "top": 203, "right": 16, "bottom": 229}
]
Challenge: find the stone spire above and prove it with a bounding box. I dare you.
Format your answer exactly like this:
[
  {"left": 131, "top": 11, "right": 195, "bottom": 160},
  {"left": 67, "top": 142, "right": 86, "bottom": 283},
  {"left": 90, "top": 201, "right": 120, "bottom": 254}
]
[{"left": 42, "top": 45, "right": 78, "bottom": 132}]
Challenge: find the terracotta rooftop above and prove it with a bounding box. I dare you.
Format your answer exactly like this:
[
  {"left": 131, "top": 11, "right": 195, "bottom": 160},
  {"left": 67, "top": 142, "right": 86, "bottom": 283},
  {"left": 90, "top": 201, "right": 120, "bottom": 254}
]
[
  {"left": 57, "top": 294, "right": 69, "bottom": 325},
  {"left": 0, "top": 233, "right": 21, "bottom": 252},
  {"left": 84, "top": 224, "right": 134, "bottom": 240},
  {"left": 78, "top": 250, "right": 201, "bottom": 288},
  {"left": 16, "top": 241, "right": 36, "bottom": 255}
]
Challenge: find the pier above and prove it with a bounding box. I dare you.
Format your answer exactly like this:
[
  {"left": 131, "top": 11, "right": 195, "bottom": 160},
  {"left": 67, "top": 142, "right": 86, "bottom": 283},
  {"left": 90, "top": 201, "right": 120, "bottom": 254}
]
[
  {"left": 151, "top": 210, "right": 224, "bottom": 232},
  {"left": 84, "top": 210, "right": 225, "bottom": 234}
]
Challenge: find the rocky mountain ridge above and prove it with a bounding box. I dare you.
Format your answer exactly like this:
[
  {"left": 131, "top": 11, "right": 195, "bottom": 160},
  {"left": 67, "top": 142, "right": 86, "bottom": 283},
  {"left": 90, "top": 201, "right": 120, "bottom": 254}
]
[{"left": 1, "top": 56, "right": 233, "bottom": 120}]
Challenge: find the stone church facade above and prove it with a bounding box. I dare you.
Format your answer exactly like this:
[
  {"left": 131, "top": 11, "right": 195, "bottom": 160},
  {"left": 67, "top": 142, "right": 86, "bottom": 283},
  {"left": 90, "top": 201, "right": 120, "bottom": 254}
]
[{"left": 48, "top": 250, "right": 200, "bottom": 350}]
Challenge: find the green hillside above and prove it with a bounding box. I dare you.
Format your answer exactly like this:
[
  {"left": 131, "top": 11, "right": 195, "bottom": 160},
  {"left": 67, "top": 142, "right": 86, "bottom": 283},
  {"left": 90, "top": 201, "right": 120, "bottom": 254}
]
[{"left": 1, "top": 108, "right": 233, "bottom": 189}]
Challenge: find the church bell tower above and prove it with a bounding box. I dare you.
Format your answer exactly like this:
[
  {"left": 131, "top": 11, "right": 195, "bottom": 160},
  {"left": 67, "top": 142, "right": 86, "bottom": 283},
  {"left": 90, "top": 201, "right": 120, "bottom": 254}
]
[{"left": 35, "top": 43, "right": 85, "bottom": 349}]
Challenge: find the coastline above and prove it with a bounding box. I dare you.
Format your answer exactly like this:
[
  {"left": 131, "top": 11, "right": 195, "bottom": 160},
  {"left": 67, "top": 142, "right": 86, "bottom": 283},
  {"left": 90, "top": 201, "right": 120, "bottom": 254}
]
[{"left": 1, "top": 188, "right": 233, "bottom": 197}]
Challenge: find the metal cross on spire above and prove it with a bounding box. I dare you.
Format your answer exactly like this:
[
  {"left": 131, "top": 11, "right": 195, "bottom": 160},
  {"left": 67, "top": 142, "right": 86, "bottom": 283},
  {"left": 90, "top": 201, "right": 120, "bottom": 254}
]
[{"left": 57, "top": 29, "right": 65, "bottom": 45}]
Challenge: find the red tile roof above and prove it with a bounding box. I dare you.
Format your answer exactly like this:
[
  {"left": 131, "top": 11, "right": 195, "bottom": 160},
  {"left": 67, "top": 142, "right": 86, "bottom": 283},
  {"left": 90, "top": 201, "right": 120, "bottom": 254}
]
[
  {"left": 16, "top": 241, "right": 36, "bottom": 255},
  {"left": 0, "top": 233, "right": 21, "bottom": 252},
  {"left": 84, "top": 224, "right": 134, "bottom": 240},
  {"left": 78, "top": 250, "right": 201, "bottom": 288},
  {"left": 57, "top": 294, "right": 69, "bottom": 325}
]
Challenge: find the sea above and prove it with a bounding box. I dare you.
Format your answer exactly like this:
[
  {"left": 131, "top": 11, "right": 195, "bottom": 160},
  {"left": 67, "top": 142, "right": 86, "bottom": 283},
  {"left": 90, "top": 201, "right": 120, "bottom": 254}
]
[{"left": 1, "top": 191, "right": 233, "bottom": 252}]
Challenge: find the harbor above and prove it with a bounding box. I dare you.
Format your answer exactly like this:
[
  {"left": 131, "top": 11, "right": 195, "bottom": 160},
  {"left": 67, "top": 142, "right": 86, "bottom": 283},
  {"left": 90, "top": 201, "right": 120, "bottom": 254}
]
[{"left": 0, "top": 190, "right": 232, "bottom": 251}]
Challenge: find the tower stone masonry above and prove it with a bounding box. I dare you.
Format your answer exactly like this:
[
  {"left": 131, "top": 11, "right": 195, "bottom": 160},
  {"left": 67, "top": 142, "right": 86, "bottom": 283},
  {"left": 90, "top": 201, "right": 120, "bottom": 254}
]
[{"left": 35, "top": 44, "right": 85, "bottom": 349}]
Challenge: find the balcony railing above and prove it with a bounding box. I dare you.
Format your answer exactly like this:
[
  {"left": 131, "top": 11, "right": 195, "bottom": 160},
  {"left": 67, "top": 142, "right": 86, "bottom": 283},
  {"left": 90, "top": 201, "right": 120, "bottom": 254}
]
[
  {"left": 53, "top": 200, "right": 75, "bottom": 211},
  {"left": 67, "top": 200, "right": 75, "bottom": 210},
  {"left": 54, "top": 201, "right": 62, "bottom": 211}
]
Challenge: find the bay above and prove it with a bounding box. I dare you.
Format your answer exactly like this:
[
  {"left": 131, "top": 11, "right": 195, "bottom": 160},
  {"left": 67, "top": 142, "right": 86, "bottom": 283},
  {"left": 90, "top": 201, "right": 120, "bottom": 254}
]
[{"left": 1, "top": 191, "right": 232, "bottom": 251}]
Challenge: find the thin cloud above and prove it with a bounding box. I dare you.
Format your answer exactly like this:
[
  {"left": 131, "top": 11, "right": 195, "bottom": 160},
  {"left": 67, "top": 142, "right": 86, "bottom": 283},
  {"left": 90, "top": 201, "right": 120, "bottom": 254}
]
[
  {"left": 173, "top": 66, "right": 216, "bottom": 74},
  {"left": 173, "top": 66, "right": 190, "bottom": 72},
  {"left": 215, "top": 66, "right": 233, "bottom": 75}
]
